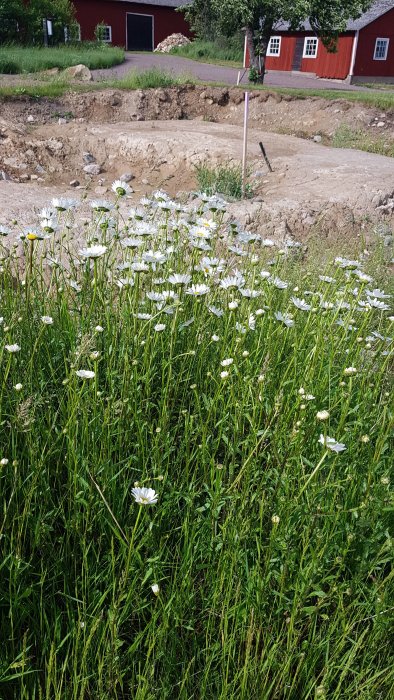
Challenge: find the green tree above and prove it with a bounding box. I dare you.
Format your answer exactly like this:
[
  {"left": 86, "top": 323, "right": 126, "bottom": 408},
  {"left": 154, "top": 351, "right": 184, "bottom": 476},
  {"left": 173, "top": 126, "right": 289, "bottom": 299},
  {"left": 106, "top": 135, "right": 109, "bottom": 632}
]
[
  {"left": 26, "top": 0, "right": 75, "bottom": 44},
  {"left": 0, "top": 0, "right": 25, "bottom": 42},
  {"left": 187, "top": 0, "right": 373, "bottom": 82}
]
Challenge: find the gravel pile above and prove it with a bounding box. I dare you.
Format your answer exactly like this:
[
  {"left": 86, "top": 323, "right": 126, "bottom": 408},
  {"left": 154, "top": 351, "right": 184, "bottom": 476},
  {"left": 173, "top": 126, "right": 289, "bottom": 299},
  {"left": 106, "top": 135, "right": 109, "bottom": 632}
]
[{"left": 154, "top": 33, "right": 191, "bottom": 53}]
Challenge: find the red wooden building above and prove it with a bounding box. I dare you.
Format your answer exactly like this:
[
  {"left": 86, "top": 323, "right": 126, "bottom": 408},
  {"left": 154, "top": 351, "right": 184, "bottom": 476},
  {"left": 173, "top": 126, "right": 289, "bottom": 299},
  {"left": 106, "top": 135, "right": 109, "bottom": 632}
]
[
  {"left": 265, "top": 0, "right": 394, "bottom": 82},
  {"left": 72, "top": 0, "right": 191, "bottom": 51}
]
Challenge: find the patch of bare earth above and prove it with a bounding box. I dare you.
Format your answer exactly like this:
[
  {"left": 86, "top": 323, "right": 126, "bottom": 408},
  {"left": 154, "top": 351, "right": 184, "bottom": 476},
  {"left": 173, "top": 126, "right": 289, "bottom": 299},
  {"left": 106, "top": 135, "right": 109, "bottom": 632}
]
[{"left": 0, "top": 86, "right": 393, "bottom": 244}]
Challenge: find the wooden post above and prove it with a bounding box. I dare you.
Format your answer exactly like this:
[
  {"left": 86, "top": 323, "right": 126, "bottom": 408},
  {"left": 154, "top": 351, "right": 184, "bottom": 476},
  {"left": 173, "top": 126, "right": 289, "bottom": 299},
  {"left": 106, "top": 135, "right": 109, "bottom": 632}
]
[{"left": 242, "top": 91, "right": 249, "bottom": 197}]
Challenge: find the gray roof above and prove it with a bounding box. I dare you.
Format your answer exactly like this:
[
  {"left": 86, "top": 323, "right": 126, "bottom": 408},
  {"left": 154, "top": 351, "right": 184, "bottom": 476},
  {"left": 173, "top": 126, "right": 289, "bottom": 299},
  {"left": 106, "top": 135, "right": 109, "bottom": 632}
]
[
  {"left": 117, "top": 0, "right": 189, "bottom": 7},
  {"left": 276, "top": 1, "right": 394, "bottom": 32}
]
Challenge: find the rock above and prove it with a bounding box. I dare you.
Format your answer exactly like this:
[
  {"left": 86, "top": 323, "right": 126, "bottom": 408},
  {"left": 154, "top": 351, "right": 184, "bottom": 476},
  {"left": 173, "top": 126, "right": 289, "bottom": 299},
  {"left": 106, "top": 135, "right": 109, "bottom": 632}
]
[
  {"left": 83, "top": 163, "right": 101, "bottom": 176},
  {"left": 377, "top": 121, "right": 385, "bottom": 127},
  {"left": 94, "top": 186, "right": 108, "bottom": 195},
  {"left": 30, "top": 174, "right": 38, "bottom": 181},
  {"left": 27, "top": 115, "right": 35, "bottom": 123},
  {"left": 58, "top": 118, "right": 68, "bottom": 125},
  {"left": 384, "top": 235, "right": 393, "bottom": 246},
  {"left": 83, "top": 152, "right": 96, "bottom": 164},
  {"left": 19, "top": 174, "right": 30, "bottom": 182},
  {"left": 69, "top": 179, "right": 80, "bottom": 187},
  {"left": 64, "top": 64, "right": 92, "bottom": 82},
  {"left": 120, "top": 172, "right": 134, "bottom": 183},
  {"left": 313, "top": 135, "right": 322, "bottom": 143},
  {"left": 0, "top": 170, "right": 12, "bottom": 181},
  {"left": 141, "top": 178, "right": 150, "bottom": 185},
  {"left": 35, "top": 165, "right": 46, "bottom": 174}
]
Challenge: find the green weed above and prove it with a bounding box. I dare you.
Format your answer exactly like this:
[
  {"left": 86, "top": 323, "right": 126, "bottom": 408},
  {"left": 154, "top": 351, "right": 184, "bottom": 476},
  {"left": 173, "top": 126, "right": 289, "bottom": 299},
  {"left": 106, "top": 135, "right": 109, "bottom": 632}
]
[{"left": 195, "top": 161, "right": 253, "bottom": 199}]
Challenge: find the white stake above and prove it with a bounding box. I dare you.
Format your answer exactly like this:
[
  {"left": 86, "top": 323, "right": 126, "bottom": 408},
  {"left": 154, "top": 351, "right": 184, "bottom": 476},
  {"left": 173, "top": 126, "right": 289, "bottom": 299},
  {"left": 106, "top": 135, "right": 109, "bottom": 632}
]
[{"left": 242, "top": 91, "right": 249, "bottom": 198}]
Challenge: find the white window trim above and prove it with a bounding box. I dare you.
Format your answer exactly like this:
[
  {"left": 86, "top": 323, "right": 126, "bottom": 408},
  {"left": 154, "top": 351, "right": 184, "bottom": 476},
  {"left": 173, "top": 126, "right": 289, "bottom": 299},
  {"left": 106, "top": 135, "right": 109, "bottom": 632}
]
[
  {"left": 303, "top": 37, "right": 318, "bottom": 59},
  {"left": 267, "top": 36, "right": 281, "bottom": 57},
  {"left": 373, "top": 37, "right": 389, "bottom": 60},
  {"left": 101, "top": 25, "right": 112, "bottom": 43},
  {"left": 65, "top": 24, "right": 81, "bottom": 42}
]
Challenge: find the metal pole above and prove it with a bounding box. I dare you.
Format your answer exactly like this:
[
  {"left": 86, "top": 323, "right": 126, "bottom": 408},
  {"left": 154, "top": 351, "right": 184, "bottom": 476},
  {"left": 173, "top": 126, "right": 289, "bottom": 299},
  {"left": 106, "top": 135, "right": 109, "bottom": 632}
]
[
  {"left": 43, "top": 18, "right": 48, "bottom": 47},
  {"left": 242, "top": 91, "right": 249, "bottom": 197}
]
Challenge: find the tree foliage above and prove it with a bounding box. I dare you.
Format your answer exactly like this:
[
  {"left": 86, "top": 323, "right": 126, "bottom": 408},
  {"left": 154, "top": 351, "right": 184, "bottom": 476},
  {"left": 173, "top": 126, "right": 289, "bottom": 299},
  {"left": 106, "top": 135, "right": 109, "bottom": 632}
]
[
  {"left": 0, "top": 0, "right": 75, "bottom": 44},
  {"left": 184, "top": 0, "right": 373, "bottom": 81}
]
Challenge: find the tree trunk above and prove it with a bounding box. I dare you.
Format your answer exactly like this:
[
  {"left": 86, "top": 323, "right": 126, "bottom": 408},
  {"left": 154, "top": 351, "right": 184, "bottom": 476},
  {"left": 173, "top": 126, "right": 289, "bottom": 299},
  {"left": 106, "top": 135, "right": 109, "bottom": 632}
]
[{"left": 245, "top": 24, "right": 262, "bottom": 79}]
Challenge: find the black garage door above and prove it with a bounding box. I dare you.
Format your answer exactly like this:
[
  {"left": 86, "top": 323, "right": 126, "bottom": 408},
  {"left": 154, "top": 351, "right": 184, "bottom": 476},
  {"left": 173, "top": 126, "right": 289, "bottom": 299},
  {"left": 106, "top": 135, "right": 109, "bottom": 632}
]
[{"left": 127, "top": 13, "right": 153, "bottom": 51}]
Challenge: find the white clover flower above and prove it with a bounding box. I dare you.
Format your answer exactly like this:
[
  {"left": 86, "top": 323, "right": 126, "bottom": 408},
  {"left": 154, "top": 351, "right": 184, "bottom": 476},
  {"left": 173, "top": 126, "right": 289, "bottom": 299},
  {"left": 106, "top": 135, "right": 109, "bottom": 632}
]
[
  {"left": 220, "top": 370, "right": 229, "bottom": 379},
  {"left": 151, "top": 583, "right": 160, "bottom": 596},
  {"left": 79, "top": 245, "right": 107, "bottom": 259},
  {"left": 305, "top": 394, "right": 315, "bottom": 401},
  {"left": 5, "top": 344, "right": 21, "bottom": 353},
  {"left": 344, "top": 367, "right": 357, "bottom": 376},
  {"left": 319, "top": 434, "right": 346, "bottom": 453},
  {"left": 255, "top": 308, "right": 265, "bottom": 316},
  {"left": 76, "top": 370, "right": 95, "bottom": 379},
  {"left": 41, "top": 316, "right": 53, "bottom": 325},
  {"left": 131, "top": 487, "right": 158, "bottom": 505},
  {"left": 95, "top": 325, "right": 104, "bottom": 332},
  {"left": 298, "top": 387, "right": 305, "bottom": 395},
  {"left": 0, "top": 458, "right": 9, "bottom": 466},
  {"left": 316, "top": 410, "right": 330, "bottom": 421},
  {"left": 211, "top": 334, "right": 219, "bottom": 342},
  {"left": 186, "top": 284, "right": 210, "bottom": 297},
  {"left": 271, "top": 514, "right": 280, "bottom": 524},
  {"left": 154, "top": 323, "right": 166, "bottom": 332},
  {"left": 112, "top": 180, "right": 131, "bottom": 197},
  {"left": 14, "top": 383, "right": 23, "bottom": 391},
  {"left": 242, "top": 350, "right": 249, "bottom": 357},
  {"left": 221, "top": 358, "right": 234, "bottom": 367}
]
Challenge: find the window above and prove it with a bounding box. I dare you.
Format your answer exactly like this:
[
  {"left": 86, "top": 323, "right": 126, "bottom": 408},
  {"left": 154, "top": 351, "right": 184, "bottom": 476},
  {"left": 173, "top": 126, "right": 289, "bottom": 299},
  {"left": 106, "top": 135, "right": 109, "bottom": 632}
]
[
  {"left": 374, "top": 38, "right": 389, "bottom": 60},
  {"left": 267, "top": 36, "right": 281, "bottom": 56},
  {"left": 99, "top": 25, "right": 112, "bottom": 43},
  {"left": 64, "top": 23, "right": 81, "bottom": 42},
  {"left": 303, "top": 37, "right": 318, "bottom": 58}
]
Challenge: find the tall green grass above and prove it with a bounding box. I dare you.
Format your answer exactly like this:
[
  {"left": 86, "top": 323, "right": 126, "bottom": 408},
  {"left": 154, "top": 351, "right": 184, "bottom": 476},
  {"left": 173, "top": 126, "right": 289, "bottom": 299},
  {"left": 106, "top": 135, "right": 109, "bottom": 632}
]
[
  {"left": 171, "top": 38, "right": 244, "bottom": 66},
  {"left": 0, "top": 191, "right": 393, "bottom": 699},
  {"left": 0, "top": 44, "right": 125, "bottom": 74}
]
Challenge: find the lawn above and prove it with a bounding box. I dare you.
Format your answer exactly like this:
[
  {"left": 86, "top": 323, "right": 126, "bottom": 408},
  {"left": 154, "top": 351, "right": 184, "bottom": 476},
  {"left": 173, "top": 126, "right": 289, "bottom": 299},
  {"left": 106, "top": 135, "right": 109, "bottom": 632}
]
[
  {"left": 0, "top": 188, "right": 393, "bottom": 699},
  {"left": 0, "top": 44, "right": 125, "bottom": 74}
]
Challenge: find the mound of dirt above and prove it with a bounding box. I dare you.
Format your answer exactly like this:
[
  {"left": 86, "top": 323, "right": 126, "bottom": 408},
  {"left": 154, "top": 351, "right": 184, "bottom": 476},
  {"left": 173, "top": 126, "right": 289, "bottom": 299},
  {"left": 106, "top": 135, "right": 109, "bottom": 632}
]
[{"left": 1, "top": 117, "right": 393, "bottom": 243}]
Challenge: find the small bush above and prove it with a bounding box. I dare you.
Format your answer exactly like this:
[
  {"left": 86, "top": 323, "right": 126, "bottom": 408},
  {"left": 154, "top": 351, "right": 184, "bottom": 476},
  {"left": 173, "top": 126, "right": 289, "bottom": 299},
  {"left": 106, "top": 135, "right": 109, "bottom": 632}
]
[
  {"left": 195, "top": 162, "right": 253, "bottom": 199},
  {"left": 0, "top": 44, "right": 124, "bottom": 74},
  {"left": 172, "top": 38, "right": 243, "bottom": 65},
  {"left": 114, "top": 68, "right": 194, "bottom": 90}
]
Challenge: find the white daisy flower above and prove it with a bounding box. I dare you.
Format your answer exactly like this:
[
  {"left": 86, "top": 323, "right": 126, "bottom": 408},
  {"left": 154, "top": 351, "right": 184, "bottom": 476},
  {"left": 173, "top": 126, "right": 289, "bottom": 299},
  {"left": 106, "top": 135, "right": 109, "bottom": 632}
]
[
  {"left": 211, "top": 334, "right": 220, "bottom": 342},
  {"left": 131, "top": 487, "right": 158, "bottom": 505},
  {"left": 270, "top": 277, "right": 288, "bottom": 290},
  {"left": 221, "top": 358, "right": 234, "bottom": 367},
  {"left": 0, "top": 226, "right": 10, "bottom": 236},
  {"left": 90, "top": 200, "right": 113, "bottom": 212},
  {"left": 344, "top": 367, "right": 357, "bottom": 376},
  {"left": 220, "top": 370, "right": 229, "bottom": 379},
  {"left": 41, "top": 316, "right": 53, "bottom": 325},
  {"left": 79, "top": 245, "right": 107, "bottom": 259},
  {"left": 261, "top": 239, "right": 275, "bottom": 247},
  {"left": 260, "top": 271, "right": 271, "bottom": 279},
  {"left": 366, "top": 288, "right": 390, "bottom": 299},
  {"left": 319, "top": 275, "right": 335, "bottom": 283},
  {"left": 112, "top": 180, "right": 131, "bottom": 197},
  {"left": 291, "top": 297, "right": 312, "bottom": 311},
  {"left": 316, "top": 410, "right": 330, "bottom": 421},
  {"left": 168, "top": 273, "right": 191, "bottom": 286},
  {"left": 274, "top": 312, "right": 294, "bottom": 327},
  {"left": 319, "top": 434, "right": 346, "bottom": 452},
  {"left": 143, "top": 250, "right": 167, "bottom": 265},
  {"left": 154, "top": 323, "right": 166, "bottom": 332},
  {"left": 228, "top": 300, "right": 238, "bottom": 310},
  {"left": 51, "top": 197, "right": 78, "bottom": 211},
  {"left": 5, "top": 344, "right": 20, "bottom": 353},
  {"left": 121, "top": 237, "right": 143, "bottom": 249},
  {"left": 208, "top": 305, "right": 224, "bottom": 317},
  {"left": 76, "top": 370, "right": 95, "bottom": 379},
  {"left": 151, "top": 583, "right": 160, "bottom": 595},
  {"left": 368, "top": 298, "right": 390, "bottom": 310},
  {"left": 186, "top": 284, "right": 210, "bottom": 297}
]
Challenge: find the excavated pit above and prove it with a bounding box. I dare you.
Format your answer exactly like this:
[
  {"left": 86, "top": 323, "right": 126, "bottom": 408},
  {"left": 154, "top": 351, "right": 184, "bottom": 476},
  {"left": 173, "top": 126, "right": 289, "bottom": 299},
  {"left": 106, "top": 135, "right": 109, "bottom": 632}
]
[{"left": 1, "top": 86, "right": 393, "bottom": 242}]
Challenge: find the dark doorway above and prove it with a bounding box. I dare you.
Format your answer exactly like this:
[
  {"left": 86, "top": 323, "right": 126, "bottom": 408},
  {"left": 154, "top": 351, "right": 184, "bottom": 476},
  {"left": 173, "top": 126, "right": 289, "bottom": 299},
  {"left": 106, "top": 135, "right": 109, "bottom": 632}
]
[
  {"left": 292, "top": 37, "right": 304, "bottom": 70},
  {"left": 127, "top": 13, "right": 153, "bottom": 51}
]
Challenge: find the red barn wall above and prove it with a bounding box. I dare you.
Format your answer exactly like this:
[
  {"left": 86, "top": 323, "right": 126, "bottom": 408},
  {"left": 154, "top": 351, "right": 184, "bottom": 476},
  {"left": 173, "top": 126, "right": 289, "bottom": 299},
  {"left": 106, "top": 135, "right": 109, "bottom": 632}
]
[
  {"left": 353, "top": 8, "right": 394, "bottom": 77},
  {"left": 73, "top": 0, "right": 191, "bottom": 48},
  {"left": 265, "top": 32, "right": 354, "bottom": 79}
]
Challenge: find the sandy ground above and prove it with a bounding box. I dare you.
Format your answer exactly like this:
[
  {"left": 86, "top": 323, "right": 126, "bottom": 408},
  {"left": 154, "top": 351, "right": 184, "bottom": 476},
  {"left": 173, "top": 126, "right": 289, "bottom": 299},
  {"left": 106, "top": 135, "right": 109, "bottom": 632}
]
[{"left": 1, "top": 87, "right": 393, "bottom": 241}]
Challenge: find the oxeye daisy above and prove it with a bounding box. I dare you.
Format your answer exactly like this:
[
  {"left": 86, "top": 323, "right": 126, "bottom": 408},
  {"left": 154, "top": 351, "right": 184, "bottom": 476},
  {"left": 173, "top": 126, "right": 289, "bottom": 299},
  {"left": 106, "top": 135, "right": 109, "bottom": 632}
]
[
  {"left": 131, "top": 487, "right": 158, "bottom": 505},
  {"left": 79, "top": 245, "right": 107, "bottom": 259},
  {"left": 76, "top": 370, "right": 95, "bottom": 379},
  {"left": 112, "top": 180, "right": 131, "bottom": 197}
]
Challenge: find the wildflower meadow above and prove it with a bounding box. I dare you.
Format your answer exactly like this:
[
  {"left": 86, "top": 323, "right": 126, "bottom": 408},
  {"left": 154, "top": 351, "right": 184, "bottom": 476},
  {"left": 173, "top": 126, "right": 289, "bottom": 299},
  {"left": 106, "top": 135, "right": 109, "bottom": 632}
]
[{"left": 0, "top": 185, "right": 393, "bottom": 699}]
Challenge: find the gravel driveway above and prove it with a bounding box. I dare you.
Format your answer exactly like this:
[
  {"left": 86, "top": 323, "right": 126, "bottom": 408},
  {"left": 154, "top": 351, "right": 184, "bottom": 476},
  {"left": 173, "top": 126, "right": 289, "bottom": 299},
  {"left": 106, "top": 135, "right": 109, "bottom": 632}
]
[{"left": 92, "top": 52, "right": 371, "bottom": 92}]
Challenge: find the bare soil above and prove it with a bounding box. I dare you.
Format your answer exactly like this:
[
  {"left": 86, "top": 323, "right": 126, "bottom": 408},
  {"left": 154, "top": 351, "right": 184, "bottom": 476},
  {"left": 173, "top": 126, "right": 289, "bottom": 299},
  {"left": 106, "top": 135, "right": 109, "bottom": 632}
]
[{"left": 1, "top": 86, "right": 393, "bottom": 242}]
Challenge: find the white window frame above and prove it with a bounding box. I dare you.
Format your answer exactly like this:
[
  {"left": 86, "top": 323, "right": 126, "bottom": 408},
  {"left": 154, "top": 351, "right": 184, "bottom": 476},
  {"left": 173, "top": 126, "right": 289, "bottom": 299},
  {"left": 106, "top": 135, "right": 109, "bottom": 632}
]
[
  {"left": 373, "top": 37, "right": 389, "bottom": 60},
  {"left": 101, "top": 25, "right": 112, "bottom": 43},
  {"left": 303, "top": 37, "right": 318, "bottom": 58},
  {"left": 267, "top": 36, "right": 281, "bottom": 57}
]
